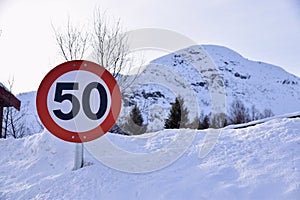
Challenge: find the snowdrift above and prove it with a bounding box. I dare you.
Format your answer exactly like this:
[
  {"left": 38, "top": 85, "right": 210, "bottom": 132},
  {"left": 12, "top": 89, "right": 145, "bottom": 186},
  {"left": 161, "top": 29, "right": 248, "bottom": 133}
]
[{"left": 0, "top": 118, "right": 299, "bottom": 199}]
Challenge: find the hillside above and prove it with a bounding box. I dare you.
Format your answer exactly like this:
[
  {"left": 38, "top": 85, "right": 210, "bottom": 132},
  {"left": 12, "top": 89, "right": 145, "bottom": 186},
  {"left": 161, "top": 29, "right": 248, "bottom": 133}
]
[
  {"left": 0, "top": 118, "right": 299, "bottom": 199},
  {"left": 123, "top": 45, "right": 300, "bottom": 131},
  {"left": 9, "top": 45, "right": 300, "bottom": 134}
]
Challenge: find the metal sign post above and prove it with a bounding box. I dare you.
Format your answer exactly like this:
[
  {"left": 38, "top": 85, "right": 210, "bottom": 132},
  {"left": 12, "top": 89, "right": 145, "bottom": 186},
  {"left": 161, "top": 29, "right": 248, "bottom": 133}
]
[{"left": 73, "top": 143, "right": 83, "bottom": 170}]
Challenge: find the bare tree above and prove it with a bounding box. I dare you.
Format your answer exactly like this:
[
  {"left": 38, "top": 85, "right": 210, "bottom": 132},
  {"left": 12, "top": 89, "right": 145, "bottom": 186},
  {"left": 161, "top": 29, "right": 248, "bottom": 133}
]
[
  {"left": 7, "top": 103, "right": 27, "bottom": 139},
  {"left": 52, "top": 10, "right": 142, "bottom": 90},
  {"left": 210, "top": 112, "right": 227, "bottom": 128},
  {"left": 2, "top": 78, "right": 27, "bottom": 139},
  {"left": 91, "top": 9, "right": 129, "bottom": 78},
  {"left": 229, "top": 99, "right": 250, "bottom": 125},
  {"left": 52, "top": 18, "right": 89, "bottom": 61},
  {"left": 90, "top": 9, "right": 145, "bottom": 92},
  {"left": 250, "top": 105, "right": 261, "bottom": 121},
  {"left": 2, "top": 78, "right": 14, "bottom": 139},
  {"left": 262, "top": 108, "right": 274, "bottom": 118}
]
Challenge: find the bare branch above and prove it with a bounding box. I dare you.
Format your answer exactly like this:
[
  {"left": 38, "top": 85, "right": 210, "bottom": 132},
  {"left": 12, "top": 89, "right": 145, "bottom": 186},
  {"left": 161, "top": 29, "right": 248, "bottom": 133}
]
[
  {"left": 91, "top": 9, "right": 130, "bottom": 78},
  {"left": 52, "top": 10, "right": 144, "bottom": 100},
  {"left": 52, "top": 18, "right": 89, "bottom": 61},
  {"left": 1, "top": 77, "right": 28, "bottom": 139}
]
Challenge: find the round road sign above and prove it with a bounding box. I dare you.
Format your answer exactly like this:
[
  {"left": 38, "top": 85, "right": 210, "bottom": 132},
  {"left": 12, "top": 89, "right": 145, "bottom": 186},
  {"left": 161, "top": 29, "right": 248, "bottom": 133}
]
[{"left": 36, "top": 60, "right": 122, "bottom": 143}]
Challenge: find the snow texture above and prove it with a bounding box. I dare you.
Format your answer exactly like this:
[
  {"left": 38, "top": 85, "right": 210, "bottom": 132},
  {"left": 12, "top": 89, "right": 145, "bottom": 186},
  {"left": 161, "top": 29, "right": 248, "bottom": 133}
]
[
  {"left": 124, "top": 45, "right": 300, "bottom": 131},
  {"left": 0, "top": 118, "right": 299, "bottom": 199}
]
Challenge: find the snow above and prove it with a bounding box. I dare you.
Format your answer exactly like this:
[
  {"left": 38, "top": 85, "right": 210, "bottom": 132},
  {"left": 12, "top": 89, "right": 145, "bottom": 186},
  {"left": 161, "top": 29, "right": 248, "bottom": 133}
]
[
  {"left": 225, "top": 111, "right": 300, "bottom": 129},
  {"left": 0, "top": 118, "right": 299, "bottom": 199},
  {"left": 0, "top": 82, "right": 9, "bottom": 92},
  {"left": 125, "top": 45, "right": 300, "bottom": 131},
  {"left": 202, "top": 45, "right": 300, "bottom": 114}
]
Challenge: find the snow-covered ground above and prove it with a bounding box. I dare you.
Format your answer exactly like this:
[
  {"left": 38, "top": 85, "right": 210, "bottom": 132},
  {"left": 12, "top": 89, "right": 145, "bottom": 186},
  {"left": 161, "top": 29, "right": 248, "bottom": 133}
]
[{"left": 0, "top": 117, "right": 299, "bottom": 199}]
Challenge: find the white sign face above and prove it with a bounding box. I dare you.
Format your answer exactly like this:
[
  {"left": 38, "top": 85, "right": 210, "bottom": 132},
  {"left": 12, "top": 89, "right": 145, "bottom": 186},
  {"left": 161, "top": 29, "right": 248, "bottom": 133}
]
[
  {"left": 36, "top": 60, "right": 121, "bottom": 143},
  {"left": 47, "top": 70, "right": 112, "bottom": 132}
]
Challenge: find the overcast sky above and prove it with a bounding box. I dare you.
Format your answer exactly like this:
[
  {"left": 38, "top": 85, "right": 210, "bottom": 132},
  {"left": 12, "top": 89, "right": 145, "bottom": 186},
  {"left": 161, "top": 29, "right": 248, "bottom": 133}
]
[{"left": 0, "top": 0, "right": 300, "bottom": 93}]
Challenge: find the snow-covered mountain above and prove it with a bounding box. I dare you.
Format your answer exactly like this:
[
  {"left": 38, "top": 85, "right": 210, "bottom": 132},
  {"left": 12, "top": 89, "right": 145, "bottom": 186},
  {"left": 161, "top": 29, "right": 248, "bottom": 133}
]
[
  {"left": 11, "top": 45, "right": 300, "bottom": 134},
  {"left": 202, "top": 45, "right": 300, "bottom": 114},
  {"left": 123, "top": 45, "right": 300, "bottom": 131},
  {"left": 1, "top": 118, "right": 299, "bottom": 199}
]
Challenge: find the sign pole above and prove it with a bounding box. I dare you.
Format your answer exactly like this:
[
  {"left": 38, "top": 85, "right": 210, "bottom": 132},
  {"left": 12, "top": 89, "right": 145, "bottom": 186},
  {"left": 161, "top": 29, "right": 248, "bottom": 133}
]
[{"left": 73, "top": 143, "right": 83, "bottom": 170}]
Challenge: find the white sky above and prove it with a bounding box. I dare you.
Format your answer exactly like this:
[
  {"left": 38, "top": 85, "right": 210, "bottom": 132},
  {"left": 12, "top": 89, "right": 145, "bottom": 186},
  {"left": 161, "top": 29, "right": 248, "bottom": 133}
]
[{"left": 0, "top": 0, "right": 300, "bottom": 94}]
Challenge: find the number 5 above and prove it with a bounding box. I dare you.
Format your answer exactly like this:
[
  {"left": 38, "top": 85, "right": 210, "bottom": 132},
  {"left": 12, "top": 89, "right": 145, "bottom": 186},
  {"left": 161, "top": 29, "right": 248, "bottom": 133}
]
[{"left": 53, "top": 82, "right": 80, "bottom": 120}]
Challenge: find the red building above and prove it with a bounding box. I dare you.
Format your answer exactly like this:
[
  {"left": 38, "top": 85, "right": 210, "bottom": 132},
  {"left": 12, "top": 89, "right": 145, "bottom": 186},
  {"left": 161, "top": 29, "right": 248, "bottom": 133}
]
[{"left": 0, "top": 83, "right": 21, "bottom": 138}]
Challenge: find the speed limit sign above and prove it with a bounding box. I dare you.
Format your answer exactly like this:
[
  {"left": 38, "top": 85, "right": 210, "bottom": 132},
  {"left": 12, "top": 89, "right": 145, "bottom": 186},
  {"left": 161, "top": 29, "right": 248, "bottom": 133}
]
[{"left": 36, "top": 60, "right": 122, "bottom": 143}]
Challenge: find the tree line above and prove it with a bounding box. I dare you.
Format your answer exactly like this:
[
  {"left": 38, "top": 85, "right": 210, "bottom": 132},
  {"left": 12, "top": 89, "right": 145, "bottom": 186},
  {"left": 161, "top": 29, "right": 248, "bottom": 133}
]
[
  {"left": 166, "top": 97, "right": 274, "bottom": 130},
  {"left": 119, "top": 97, "right": 274, "bottom": 135}
]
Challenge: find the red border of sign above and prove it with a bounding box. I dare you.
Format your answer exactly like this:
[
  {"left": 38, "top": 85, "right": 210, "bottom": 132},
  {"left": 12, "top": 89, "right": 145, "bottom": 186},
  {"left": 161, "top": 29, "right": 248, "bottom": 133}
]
[{"left": 36, "top": 60, "right": 122, "bottom": 143}]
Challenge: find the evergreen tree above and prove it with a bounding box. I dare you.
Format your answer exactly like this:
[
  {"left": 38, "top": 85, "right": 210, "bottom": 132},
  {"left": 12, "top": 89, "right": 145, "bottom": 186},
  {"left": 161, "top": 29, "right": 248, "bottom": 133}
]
[
  {"left": 122, "top": 105, "right": 147, "bottom": 135},
  {"left": 165, "top": 96, "right": 189, "bottom": 129},
  {"left": 130, "top": 105, "right": 144, "bottom": 126},
  {"left": 198, "top": 114, "right": 210, "bottom": 130}
]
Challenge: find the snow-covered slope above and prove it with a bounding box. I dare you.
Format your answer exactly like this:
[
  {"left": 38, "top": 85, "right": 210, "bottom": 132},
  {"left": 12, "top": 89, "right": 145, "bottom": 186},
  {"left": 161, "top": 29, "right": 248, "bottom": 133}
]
[
  {"left": 10, "top": 45, "right": 300, "bottom": 133},
  {"left": 15, "top": 91, "right": 42, "bottom": 136},
  {"left": 124, "top": 45, "right": 300, "bottom": 131},
  {"left": 0, "top": 118, "right": 299, "bottom": 199},
  {"left": 203, "top": 45, "right": 300, "bottom": 114}
]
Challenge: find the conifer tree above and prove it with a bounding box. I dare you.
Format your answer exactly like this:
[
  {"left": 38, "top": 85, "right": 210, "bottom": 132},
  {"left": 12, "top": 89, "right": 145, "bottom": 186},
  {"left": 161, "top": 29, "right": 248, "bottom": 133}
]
[
  {"left": 122, "top": 105, "right": 147, "bottom": 135},
  {"left": 130, "top": 105, "right": 144, "bottom": 126},
  {"left": 164, "top": 96, "right": 189, "bottom": 129},
  {"left": 198, "top": 114, "right": 210, "bottom": 129}
]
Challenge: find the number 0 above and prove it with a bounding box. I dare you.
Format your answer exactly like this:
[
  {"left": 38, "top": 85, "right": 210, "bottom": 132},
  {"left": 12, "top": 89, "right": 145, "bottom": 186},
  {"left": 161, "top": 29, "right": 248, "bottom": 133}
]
[
  {"left": 82, "top": 82, "right": 107, "bottom": 120},
  {"left": 53, "top": 82, "right": 108, "bottom": 120}
]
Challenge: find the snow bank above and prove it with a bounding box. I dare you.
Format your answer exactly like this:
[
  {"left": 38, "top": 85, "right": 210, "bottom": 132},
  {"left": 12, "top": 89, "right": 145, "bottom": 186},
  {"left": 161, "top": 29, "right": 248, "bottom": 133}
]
[{"left": 0, "top": 118, "right": 299, "bottom": 199}]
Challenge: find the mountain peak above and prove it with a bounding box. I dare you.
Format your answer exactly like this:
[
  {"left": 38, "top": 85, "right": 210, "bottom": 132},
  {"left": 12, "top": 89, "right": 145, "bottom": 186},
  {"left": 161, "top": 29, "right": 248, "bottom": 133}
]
[{"left": 126, "top": 44, "right": 300, "bottom": 131}]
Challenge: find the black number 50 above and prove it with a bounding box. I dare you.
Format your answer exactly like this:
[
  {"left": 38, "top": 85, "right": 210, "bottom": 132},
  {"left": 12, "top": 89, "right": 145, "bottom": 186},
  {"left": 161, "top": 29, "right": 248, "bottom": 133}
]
[{"left": 53, "top": 82, "right": 108, "bottom": 120}]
